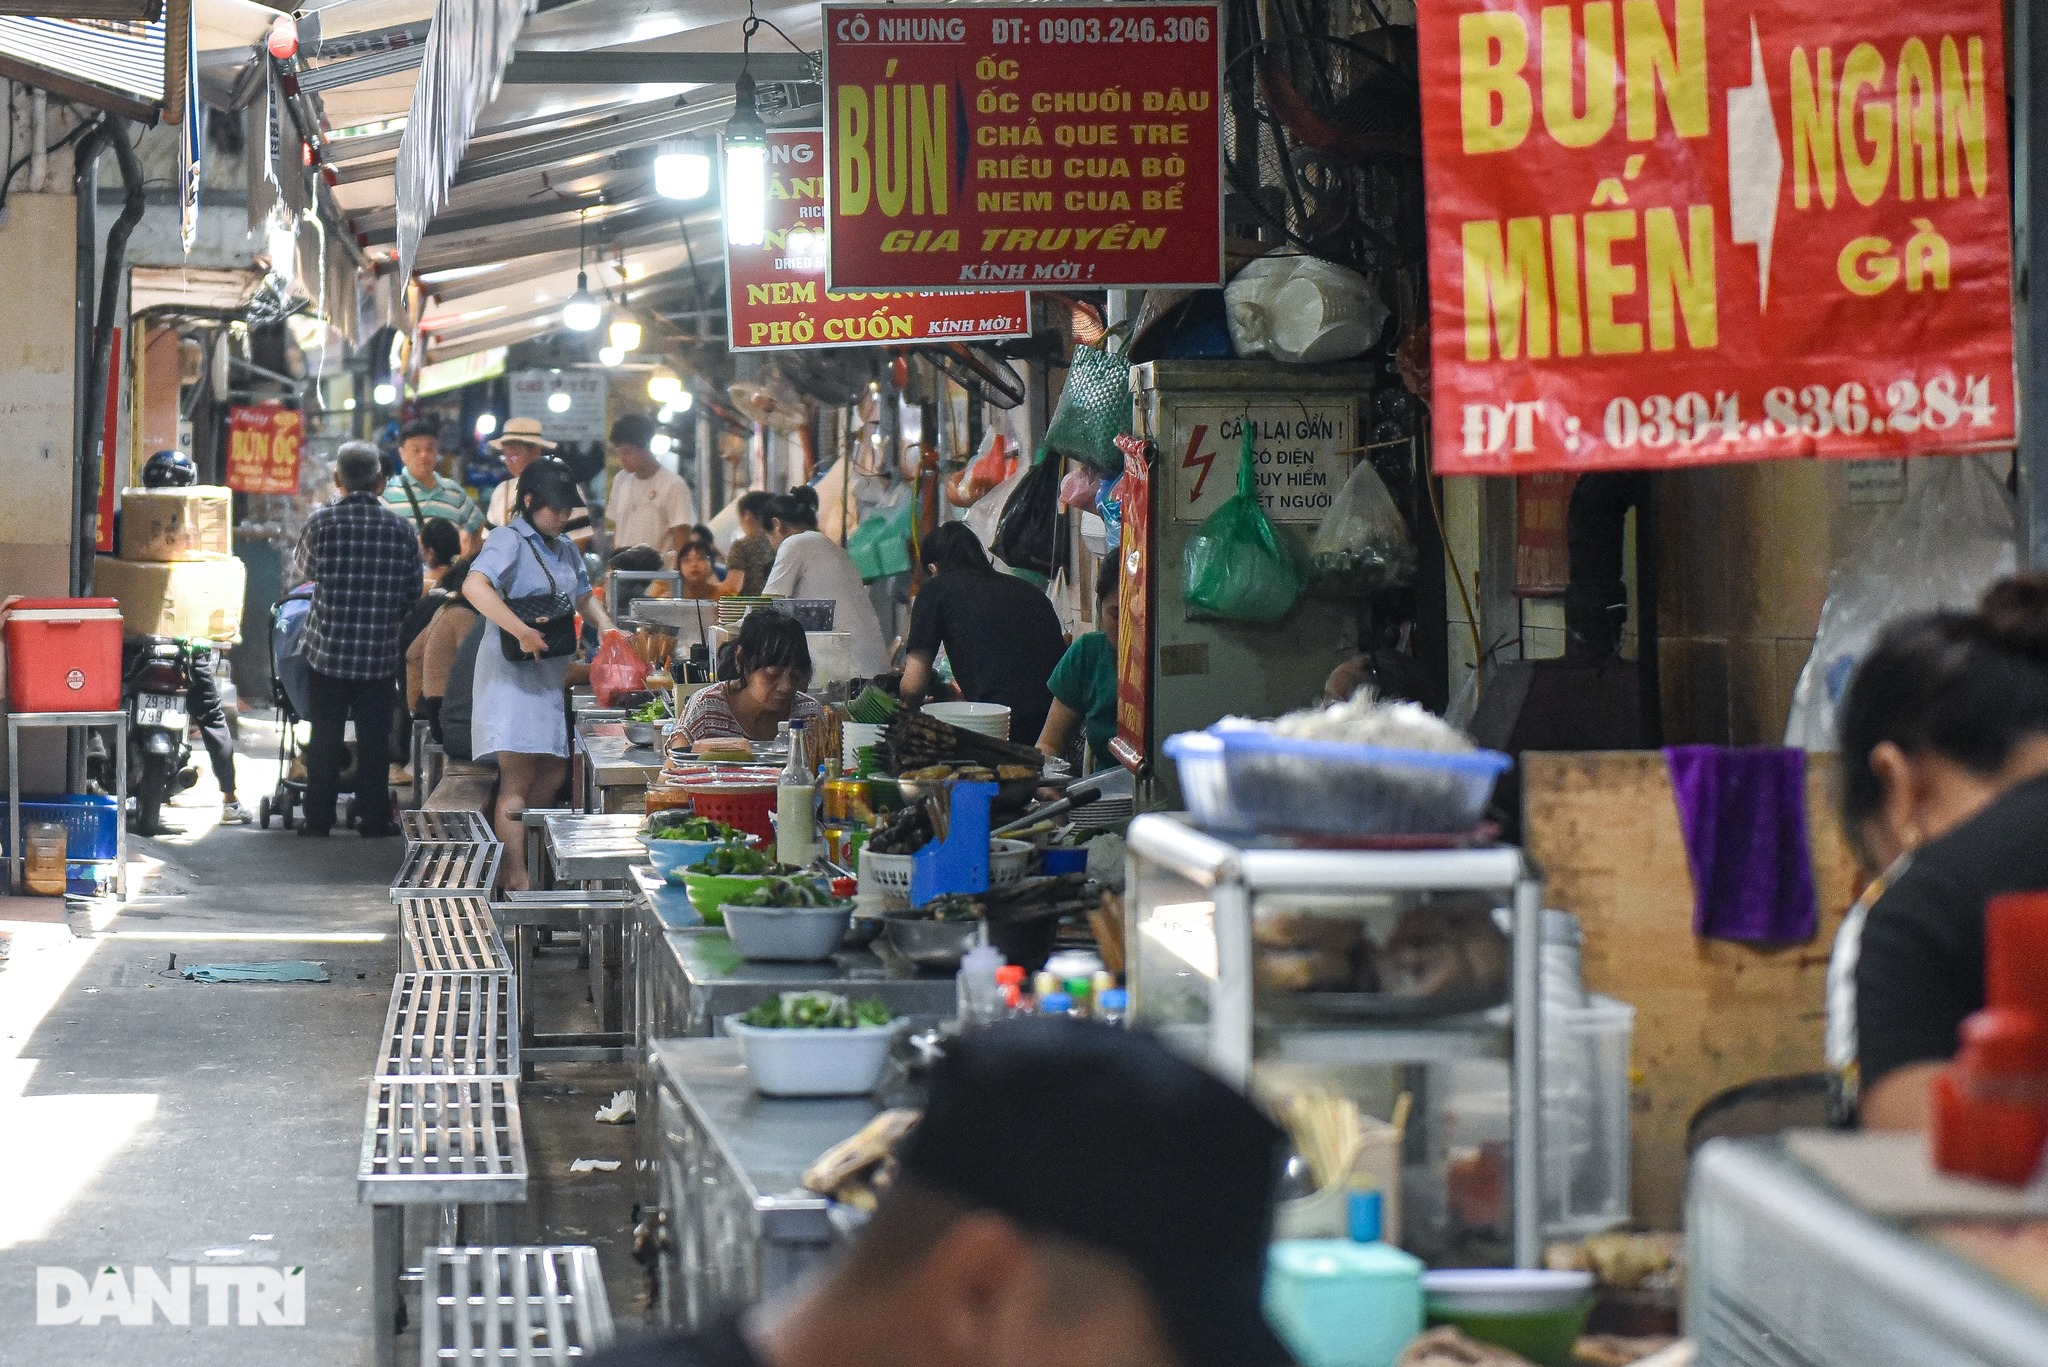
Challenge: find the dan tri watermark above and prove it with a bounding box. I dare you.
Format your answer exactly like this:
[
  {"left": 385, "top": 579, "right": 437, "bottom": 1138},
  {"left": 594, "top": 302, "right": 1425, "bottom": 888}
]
[{"left": 36, "top": 1264, "right": 306, "bottom": 1326}]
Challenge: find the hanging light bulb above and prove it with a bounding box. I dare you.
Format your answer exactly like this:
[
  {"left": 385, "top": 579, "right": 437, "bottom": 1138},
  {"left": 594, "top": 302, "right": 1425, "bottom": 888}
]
[
  {"left": 372, "top": 382, "right": 398, "bottom": 406},
  {"left": 598, "top": 345, "right": 625, "bottom": 367},
  {"left": 647, "top": 367, "right": 684, "bottom": 404},
  {"left": 562, "top": 271, "right": 602, "bottom": 332},
  {"left": 654, "top": 139, "right": 714, "bottom": 200},
  {"left": 475, "top": 413, "right": 498, "bottom": 438},
  {"left": 547, "top": 390, "right": 573, "bottom": 414},
  {"left": 650, "top": 433, "right": 674, "bottom": 457},
  {"left": 657, "top": 405, "right": 676, "bottom": 424},
  {"left": 674, "top": 388, "right": 694, "bottom": 414},
  {"left": 608, "top": 318, "right": 642, "bottom": 353},
  {"left": 723, "top": 72, "right": 769, "bottom": 247}
]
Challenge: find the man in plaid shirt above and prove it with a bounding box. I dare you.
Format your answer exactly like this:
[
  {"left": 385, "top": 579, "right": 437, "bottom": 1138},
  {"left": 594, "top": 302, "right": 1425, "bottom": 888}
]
[{"left": 294, "top": 442, "right": 423, "bottom": 836}]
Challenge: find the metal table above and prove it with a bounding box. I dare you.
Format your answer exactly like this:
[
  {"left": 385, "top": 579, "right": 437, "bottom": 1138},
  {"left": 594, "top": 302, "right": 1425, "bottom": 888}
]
[
  {"left": 644, "top": 1040, "right": 877, "bottom": 1331},
  {"left": 543, "top": 811, "right": 649, "bottom": 884},
  {"left": 574, "top": 717, "right": 660, "bottom": 814},
  {"left": 6, "top": 709, "right": 126, "bottom": 900}
]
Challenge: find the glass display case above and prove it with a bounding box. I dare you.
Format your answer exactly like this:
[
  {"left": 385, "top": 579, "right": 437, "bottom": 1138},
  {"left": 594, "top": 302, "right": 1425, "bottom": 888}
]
[{"left": 1125, "top": 813, "right": 1547, "bottom": 1266}]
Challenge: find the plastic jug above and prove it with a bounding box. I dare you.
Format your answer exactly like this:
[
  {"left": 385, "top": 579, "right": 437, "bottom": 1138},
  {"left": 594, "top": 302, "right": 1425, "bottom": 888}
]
[
  {"left": 23, "top": 820, "right": 67, "bottom": 896},
  {"left": 1265, "top": 1239, "right": 1423, "bottom": 1367}
]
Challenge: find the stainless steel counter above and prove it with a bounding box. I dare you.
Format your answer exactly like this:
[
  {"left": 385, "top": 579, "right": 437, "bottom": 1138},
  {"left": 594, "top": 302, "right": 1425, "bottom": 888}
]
[
  {"left": 575, "top": 716, "right": 663, "bottom": 813},
  {"left": 544, "top": 812, "right": 649, "bottom": 884},
  {"left": 645, "top": 1039, "right": 877, "bottom": 1330}
]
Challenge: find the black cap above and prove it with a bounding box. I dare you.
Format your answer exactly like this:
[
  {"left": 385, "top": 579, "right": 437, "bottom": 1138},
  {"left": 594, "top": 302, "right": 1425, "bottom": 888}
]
[
  {"left": 897, "top": 1019, "right": 1294, "bottom": 1367},
  {"left": 610, "top": 412, "right": 658, "bottom": 447}
]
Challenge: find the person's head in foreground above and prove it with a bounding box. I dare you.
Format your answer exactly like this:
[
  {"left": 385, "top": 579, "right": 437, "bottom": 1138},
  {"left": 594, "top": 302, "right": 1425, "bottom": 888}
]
[
  {"left": 516, "top": 458, "right": 583, "bottom": 538},
  {"left": 398, "top": 418, "right": 442, "bottom": 483},
  {"left": 721, "top": 607, "right": 812, "bottom": 712},
  {"left": 679, "top": 537, "right": 719, "bottom": 593},
  {"left": 491, "top": 416, "right": 556, "bottom": 475},
  {"left": 918, "top": 520, "right": 997, "bottom": 579},
  {"left": 767, "top": 486, "right": 820, "bottom": 546},
  {"left": 1838, "top": 573, "right": 2048, "bottom": 872},
  {"left": 595, "top": 1019, "right": 1292, "bottom": 1367},
  {"left": 738, "top": 490, "right": 777, "bottom": 539},
  {"left": 612, "top": 413, "right": 661, "bottom": 476},
  {"left": 334, "top": 442, "right": 386, "bottom": 497},
  {"left": 419, "top": 516, "right": 462, "bottom": 570}
]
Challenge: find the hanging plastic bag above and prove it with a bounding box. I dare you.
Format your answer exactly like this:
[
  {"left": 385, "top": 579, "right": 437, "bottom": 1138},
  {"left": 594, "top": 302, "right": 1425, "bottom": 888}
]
[
  {"left": 995, "top": 449, "right": 1069, "bottom": 581},
  {"left": 1785, "top": 455, "right": 2018, "bottom": 749},
  {"left": 591, "top": 629, "right": 650, "bottom": 708},
  {"left": 1059, "top": 463, "right": 1101, "bottom": 511},
  {"left": 1307, "top": 459, "right": 1418, "bottom": 598},
  {"left": 1096, "top": 473, "right": 1123, "bottom": 551},
  {"left": 1183, "top": 430, "right": 1303, "bottom": 623},
  {"left": 1045, "top": 332, "right": 1133, "bottom": 474},
  {"left": 963, "top": 454, "right": 1029, "bottom": 553}
]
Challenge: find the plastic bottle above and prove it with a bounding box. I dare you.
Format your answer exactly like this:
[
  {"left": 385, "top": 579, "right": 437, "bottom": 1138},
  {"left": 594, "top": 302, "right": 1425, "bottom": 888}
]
[
  {"left": 1064, "top": 976, "right": 1094, "bottom": 1017},
  {"left": 1039, "top": 991, "right": 1075, "bottom": 1017},
  {"left": 956, "top": 944, "right": 1005, "bottom": 1026},
  {"left": 1097, "top": 987, "right": 1129, "bottom": 1027},
  {"left": 22, "top": 820, "right": 66, "bottom": 897},
  {"left": 777, "top": 722, "right": 816, "bottom": 867},
  {"left": 1033, "top": 970, "right": 1061, "bottom": 1002}
]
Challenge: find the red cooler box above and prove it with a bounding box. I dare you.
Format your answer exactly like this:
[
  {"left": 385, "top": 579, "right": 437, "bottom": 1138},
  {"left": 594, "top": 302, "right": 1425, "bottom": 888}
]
[{"left": 6, "top": 598, "right": 123, "bottom": 713}]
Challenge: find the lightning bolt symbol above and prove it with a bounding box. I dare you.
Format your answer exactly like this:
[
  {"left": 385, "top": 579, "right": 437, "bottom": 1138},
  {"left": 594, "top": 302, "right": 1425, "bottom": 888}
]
[{"left": 1180, "top": 425, "right": 1215, "bottom": 502}]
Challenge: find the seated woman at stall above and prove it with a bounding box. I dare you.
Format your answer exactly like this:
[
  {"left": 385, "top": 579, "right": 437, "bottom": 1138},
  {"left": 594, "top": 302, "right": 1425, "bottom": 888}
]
[
  {"left": 679, "top": 535, "right": 735, "bottom": 601},
  {"left": 763, "top": 485, "right": 891, "bottom": 677},
  {"left": 677, "top": 607, "right": 823, "bottom": 744},
  {"left": 1832, "top": 574, "right": 2048, "bottom": 1131},
  {"left": 406, "top": 558, "right": 479, "bottom": 742},
  {"left": 900, "top": 522, "right": 1066, "bottom": 747},
  {"left": 1037, "top": 567, "right": 1121, "bottom": 772}
]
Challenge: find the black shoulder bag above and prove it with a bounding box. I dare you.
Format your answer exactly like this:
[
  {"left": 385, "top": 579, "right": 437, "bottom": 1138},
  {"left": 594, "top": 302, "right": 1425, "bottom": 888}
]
[{"left": 499, "top": 535, "right": 580, "bottom": 661}]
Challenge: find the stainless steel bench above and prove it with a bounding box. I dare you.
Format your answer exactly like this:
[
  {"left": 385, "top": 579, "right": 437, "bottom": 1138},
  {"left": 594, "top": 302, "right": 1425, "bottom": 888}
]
[
  {"left": 380, "top": 973, "right": 519, "bottom": 1080},
  {"left": 399, "top": 898, "right": 512, "bottom": 975},
  {"left": 360, "top": 1077, "right": 530, "bottom": 1367},
  {"left": 402, "top": 810, "right": 497, "bottom": 848},
  {"left": 392, "top": 841, "right": 504, "bottom": 901},
  {"left": 418, "top": 1244, "right": 614, "bottom": 1365},
  {"left": 495, "top": 891, "right": 637, "bottom": 1066}
]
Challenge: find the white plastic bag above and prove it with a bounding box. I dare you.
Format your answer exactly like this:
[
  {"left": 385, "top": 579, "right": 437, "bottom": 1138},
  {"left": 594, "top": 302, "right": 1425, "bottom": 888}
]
[
  {"left": 1784, "top": 455, "right": 2018, "bottom": 750},
  {"left": 1225, "top": 255, "right": 1389, "bottom": 363},
  {"left": 1308, "top": 460, "right": 1417, "bottom": 597},
  {"left": 962, "top": 456, "right": 1030, "bottom": 559}
]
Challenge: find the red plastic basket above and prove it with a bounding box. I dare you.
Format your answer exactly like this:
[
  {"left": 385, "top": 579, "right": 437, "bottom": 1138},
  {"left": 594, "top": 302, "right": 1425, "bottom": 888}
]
[{"left": 684, "top": 780, "right": 777, "bottom": 842}]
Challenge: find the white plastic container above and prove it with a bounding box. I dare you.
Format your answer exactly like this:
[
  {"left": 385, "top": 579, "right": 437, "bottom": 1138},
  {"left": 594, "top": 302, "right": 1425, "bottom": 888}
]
[
  {"left": 721, "top": 903, "right": 853, "bottom": 961},
  {"left": 1542, "top": 994, "right": 1635, "bottom": 1237},
  {"left": 857, "top": 838, "right": 1032, "bottom": 909},
  {"left": 723, "top": 1015, "right": 899, "bottom": 1096}
]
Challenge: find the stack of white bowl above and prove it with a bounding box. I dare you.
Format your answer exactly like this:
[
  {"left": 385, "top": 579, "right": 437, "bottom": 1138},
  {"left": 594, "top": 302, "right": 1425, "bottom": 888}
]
[
  {"left": 924, "top": 701, "right": 1011, "bottom": 741},
  {"left": 842, "top": 721, "right": 886, "bottom": 768}
]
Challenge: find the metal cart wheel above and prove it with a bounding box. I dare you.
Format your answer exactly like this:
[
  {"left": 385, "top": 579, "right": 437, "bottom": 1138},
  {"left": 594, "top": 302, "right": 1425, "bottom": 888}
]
[{"left": 258, "top": 795, "right": 272, "bottom": 829}]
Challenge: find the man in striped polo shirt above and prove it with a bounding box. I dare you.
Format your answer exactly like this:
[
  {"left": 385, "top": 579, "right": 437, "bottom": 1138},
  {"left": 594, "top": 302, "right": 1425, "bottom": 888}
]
[{"left": 383, "top": 418, "right": 485, "bottom": 555}]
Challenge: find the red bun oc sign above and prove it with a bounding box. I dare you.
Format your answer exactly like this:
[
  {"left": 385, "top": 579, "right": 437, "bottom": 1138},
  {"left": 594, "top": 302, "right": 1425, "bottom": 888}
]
[
  {"left": 726, "top": 130, "right": 1029, "bottom": 351},
  {"left": 1417, "top": 0, "right": 2016, "bottom": 474},
  {"left": 822, "top": 1, "right": 1224, "bottom": 291}
]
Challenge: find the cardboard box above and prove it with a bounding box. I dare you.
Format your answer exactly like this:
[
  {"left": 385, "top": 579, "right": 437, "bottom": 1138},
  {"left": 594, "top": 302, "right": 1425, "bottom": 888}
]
[
  {"left": 93, "top": 556, "right": 247, "bottom": 642},
  {"left": 118, "top": 486, "right": 233, "bottom": 561}
]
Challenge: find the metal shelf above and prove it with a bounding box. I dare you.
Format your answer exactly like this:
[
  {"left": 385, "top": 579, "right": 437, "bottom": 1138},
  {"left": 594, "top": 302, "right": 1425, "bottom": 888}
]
[{"left": 6, "top": 709, "right": 126, "bottom": 901}]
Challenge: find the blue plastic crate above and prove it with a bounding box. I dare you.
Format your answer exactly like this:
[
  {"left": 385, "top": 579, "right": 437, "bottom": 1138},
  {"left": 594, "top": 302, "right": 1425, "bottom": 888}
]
[{"left": 0, "top": 793, "right": 121, "bottom": 860}]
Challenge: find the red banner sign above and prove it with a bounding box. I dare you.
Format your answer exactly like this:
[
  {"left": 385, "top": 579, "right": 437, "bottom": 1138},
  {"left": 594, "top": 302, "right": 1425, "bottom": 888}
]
[
  {"left": 822, "top": 1, "right": 1223, "bottom": 291},
  {"left": 225, "top": 405, "right": 303, "bottom": 495},
  {"left": 1110, "top": 435, "right": 1154, "bottom": 776},
  {"left": 1419, "top": 0, "right": 2016, "bottom": 475},
  {"left": 727, "top": 130, "right": 1030, "bottom": 351}
]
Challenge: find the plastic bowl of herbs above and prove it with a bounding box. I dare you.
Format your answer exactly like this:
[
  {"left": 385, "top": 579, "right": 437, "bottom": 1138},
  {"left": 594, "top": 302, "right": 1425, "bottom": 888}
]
[
  {"left": 721, "top": 877, "right": 855, "bottom": 962},
  {"left": 723, "top": 992, "right": 901, "bottom": 1097},
  {"left": 638, "top": 813, "right": 755, "bottom": 876}
]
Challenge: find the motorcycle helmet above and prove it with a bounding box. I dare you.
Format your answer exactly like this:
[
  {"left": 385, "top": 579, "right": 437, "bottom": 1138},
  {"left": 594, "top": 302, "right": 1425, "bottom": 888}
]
[{"left": 142, "top": 449, "right": 198, "bottom": 488}]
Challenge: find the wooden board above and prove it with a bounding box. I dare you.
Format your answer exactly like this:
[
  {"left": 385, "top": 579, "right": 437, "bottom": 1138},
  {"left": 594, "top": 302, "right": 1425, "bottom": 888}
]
[{"left": 1522, "top": 751, "right": 1858, "bottom": 1229}]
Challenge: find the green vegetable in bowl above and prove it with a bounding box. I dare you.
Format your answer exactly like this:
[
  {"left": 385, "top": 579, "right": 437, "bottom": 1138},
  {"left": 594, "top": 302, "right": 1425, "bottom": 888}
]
[
  {"left": 687, "top": 842, "right": 776, "bottom": 876},
  {"left": 645, "top": 811, "right": 739, "bottom": 842},
  {"left": 630, "top": 699, "right": 669, "bottom": 723},
  {"left": 727, "top": 876, "right": 839, "bottom": 908},
  {"left": 741, "top": 991, "right": 895, "bottom": 1029}
]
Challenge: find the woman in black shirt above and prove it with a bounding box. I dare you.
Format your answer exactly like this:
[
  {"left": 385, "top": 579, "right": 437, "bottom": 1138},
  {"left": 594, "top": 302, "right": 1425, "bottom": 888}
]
[
  {"left": 899, "top": 522, "right": 1068, "bottom": 746},
  {"left": 1835, "top": 574, "right": 2048, "bottom": 1130}
]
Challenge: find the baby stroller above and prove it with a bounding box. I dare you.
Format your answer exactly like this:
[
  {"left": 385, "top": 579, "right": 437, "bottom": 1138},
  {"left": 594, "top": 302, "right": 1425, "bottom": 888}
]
[{"left": 260, "top": 584, "right": 316, "bottom": 830}]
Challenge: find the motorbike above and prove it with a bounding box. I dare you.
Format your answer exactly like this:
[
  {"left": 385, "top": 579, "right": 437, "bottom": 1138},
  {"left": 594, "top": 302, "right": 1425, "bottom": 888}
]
[{"left": 122, "top": 637, "right": 198, "bottom": 835}]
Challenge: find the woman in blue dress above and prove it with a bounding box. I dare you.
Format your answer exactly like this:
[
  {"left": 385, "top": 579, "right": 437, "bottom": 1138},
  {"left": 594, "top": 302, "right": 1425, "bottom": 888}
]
[{"left": 463, "top": 460, "right": 616, "bottom": 884}]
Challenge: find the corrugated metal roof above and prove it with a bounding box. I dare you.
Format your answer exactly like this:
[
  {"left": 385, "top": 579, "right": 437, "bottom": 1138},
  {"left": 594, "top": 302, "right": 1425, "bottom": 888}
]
[{"left": 0, "top": 16, "right": 166, "bottom": 102}]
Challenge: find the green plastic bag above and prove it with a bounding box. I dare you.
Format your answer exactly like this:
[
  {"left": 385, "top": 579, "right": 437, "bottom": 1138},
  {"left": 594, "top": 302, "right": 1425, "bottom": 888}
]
[
  {"left": 847, "top": 499, "right": 913, "bottom": 581},
  {"left": 1045, "top": 332, "right": 1133, "bottom": 474},
  {"left": 1183, "top": 429, "right": 1303, "bottom": 623}
]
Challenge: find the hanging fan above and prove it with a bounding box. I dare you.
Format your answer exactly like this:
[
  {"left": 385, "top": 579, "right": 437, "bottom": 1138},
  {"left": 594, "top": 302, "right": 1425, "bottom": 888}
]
[
  {"left": 728, "top": 379, "right": 811, "bottom": 432},
  {"left": 1221, "top": 0, "right": 1424, "bottom": 271}
]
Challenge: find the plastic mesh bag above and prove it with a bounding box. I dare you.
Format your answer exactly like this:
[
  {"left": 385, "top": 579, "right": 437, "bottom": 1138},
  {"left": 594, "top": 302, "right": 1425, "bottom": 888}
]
[
  {"left": 1183, "top": 429, "right": 1303, "bottom": 623},
  {"left": 1308, "top": 459, "right": 1417, "bottom": 597},
  {"left": 1045, "top": 333, "right": 1133, "bottom": 474},
  {"left": 1784, "top": 455, "right": 2018, "bottom": 749}
]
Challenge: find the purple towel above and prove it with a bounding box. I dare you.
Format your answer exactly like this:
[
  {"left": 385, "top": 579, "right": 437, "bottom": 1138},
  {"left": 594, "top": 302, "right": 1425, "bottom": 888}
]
[{"left": 1665, "top": 746, "right": 1819, "bottom": 943}]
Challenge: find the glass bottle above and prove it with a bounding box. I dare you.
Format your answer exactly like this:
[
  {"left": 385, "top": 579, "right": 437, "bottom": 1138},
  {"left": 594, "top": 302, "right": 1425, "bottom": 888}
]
[{"left": 776, "top": 722, "right": 816, "bottom": 867}]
